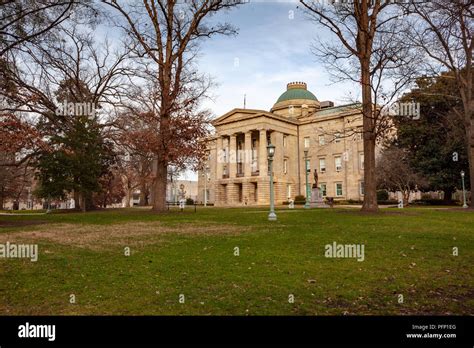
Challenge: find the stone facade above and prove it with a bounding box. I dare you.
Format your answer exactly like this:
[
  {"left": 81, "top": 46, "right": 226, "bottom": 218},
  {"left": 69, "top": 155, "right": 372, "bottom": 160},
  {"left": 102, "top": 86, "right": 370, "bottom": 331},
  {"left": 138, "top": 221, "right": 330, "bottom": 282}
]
[{"left": 197, "top": 82, "right": 371, "bottom": 206}]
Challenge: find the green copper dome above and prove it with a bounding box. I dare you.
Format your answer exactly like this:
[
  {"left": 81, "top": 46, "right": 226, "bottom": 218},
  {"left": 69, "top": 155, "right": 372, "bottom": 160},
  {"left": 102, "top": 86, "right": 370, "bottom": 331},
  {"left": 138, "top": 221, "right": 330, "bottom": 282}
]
[{"left": 276, "top": 82, "right": 318, "bottom": 103}]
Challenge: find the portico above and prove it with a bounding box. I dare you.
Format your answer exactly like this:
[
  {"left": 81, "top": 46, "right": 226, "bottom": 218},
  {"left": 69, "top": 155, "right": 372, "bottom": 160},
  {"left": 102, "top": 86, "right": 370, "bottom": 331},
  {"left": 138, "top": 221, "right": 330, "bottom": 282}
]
[{"left": 214, "top": 127, "right": 273, "bottom": 206}]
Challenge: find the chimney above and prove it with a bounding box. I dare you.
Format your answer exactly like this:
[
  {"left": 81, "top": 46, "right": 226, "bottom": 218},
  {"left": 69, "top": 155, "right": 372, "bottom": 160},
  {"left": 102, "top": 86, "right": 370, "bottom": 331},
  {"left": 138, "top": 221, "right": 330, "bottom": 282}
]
[{"left": 320, "top": 101, "right": 334, "bottom": 109}]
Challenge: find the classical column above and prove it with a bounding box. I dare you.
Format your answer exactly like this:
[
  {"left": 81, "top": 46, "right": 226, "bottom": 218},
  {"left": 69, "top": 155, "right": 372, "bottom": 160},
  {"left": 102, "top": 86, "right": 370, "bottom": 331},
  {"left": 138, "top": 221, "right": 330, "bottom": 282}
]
[
  {"left": 214, "top": 136, "right": 223, "bottom": 206},
  {"left": 259, "top": 129, "right": 267, "bottom": 176},
  {"left": 244, "top": 131, "right": 252, "bottom": 177},
  {"left": 216, "top": 136, "right": 223, "bottom": 180},
  {"left": 272, "top": 132, "right": 283, "bottom": 177},
  {"left": 229, "top": 134, "right": 237, "bottom": 178}
]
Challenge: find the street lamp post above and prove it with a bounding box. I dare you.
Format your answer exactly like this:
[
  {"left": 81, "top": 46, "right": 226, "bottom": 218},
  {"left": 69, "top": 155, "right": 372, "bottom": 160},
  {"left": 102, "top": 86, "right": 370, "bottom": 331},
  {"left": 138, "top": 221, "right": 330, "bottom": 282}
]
[
  {"left": 267, "top": 144, "right": 276, "bottom": 221},
  {"left": 304, "top": 150, "right": 310, "bottom": 209},
  {"left": 461, "top": 170, "right": 468, "bottom": 208},
  {"left": 203, "top": 165, "right": 209, "bottom": 207}
]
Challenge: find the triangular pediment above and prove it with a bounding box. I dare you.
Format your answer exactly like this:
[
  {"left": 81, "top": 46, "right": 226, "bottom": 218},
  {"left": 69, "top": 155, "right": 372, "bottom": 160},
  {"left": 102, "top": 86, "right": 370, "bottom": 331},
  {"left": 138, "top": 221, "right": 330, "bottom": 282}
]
[
  {"left": 212, "top": 108, "right": 265, "bottom": 126},
  {"left": 212, "top": 108, "right": 299, "bottom": 126}
]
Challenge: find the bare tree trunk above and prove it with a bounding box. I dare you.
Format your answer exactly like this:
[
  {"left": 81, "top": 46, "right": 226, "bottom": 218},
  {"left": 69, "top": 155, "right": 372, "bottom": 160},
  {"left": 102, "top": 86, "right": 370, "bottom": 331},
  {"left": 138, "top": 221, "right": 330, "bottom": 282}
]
[
  {"left": 124, "top": 187, "right": 131, "bottom": 208},
  {"left": 460, "top": 88, "right": 473, "bottom": 208},
  {"left": 144, "top": 186, "right": 149, "bottom": 206},
  {"left": 152, "top": 158, "right": 167, "bottom": 212},
  {"left": 443, "top": 187, "right": 454, "bottom": 204},
  {"left": 361, "top": 57, "right": 379, "bottom": 212},
  {"left": 403, "top": 190, "right": 410, "bottom": 207},
  {"left": 151, "top": 102, "right": 170, "bottom": 212},
  {"left": 139, "top": 180, "right": 147, "bottom": 206},
  {"left": 467, "top": 123, "right": 474, "bottom": 208},
  {"left": 81, "top": 194, "right": 86, "bottom": 213},
  {"left": 73, "top": 190, "right": 81, "bottom": 210}
]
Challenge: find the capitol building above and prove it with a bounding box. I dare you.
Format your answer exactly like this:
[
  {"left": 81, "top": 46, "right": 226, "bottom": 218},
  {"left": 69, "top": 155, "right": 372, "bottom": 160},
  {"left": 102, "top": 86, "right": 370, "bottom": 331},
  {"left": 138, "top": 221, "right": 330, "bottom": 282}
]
[{"left": 197, "top": 82, "right": 369, "bottom": 206}]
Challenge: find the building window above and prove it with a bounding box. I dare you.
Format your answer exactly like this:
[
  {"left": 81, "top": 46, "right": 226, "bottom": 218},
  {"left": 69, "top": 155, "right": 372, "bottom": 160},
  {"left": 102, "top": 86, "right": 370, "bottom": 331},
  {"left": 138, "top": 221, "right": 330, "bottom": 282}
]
[
  {"left": 251, "top": 139, "right": 257, "bottom": 172},
  {"left": 359, "top": 152, "right": 364, "bottom": 170},
  {"left": 359, "top": 181, "right": 365, "bottom": 195},
  {"left": 283, "top": 135, "right": 287, "bottom": 147},
  {"left": 287, "top": 184, "right": 292, "bottom": 199},
  {"left": 318, "top": 134, "right": 325, "bottom": 146},
  {"left": 335, "top": 182, "right": 343, "bottom": 197},
  {"left": 284, "top": 158, "right": 288, "bottom": 174},
  {"left": 319, "top": 158, "right": 326, "bottom": 173},
  {"left": 237, "top": 140, "right": 243, "bottom": 175},
  {"left": 320, "top": 183, "right": 327, "bottom": 196},
  {"left": 304, "top": 137, "right": 310, "bottom": 148},
  {"left": 237, "top": 163, "right": 243, "bottom": 175},
  {"left": 335, "top": 156, "right": 342, "bottom": 172},
  {"left": 334, "top": 132, "right": 341, "bottom": 143},
  {"left": 356, "top": 127, "right": 363, "bottom": 141}
]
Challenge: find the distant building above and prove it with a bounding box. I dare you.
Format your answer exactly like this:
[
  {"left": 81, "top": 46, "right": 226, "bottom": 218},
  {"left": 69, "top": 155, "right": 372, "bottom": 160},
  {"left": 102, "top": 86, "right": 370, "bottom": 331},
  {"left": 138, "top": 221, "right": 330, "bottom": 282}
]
[
  {"left": 166, "top": 180, "right": 198, "bottom": 203},
  {"left": 198, "top": 81, "right": 375, "bottom": 206}
]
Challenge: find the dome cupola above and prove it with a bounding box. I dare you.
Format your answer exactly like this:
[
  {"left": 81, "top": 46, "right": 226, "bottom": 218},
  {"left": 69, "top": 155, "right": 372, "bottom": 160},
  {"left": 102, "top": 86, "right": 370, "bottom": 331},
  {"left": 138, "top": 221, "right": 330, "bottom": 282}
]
[{"left": 271, "top": 82, "right": 320, "bottom": 117}]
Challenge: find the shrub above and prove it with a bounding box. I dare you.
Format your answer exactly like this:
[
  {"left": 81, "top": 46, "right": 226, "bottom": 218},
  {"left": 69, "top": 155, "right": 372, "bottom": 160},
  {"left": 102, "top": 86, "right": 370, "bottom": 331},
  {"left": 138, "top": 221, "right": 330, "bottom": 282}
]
[
  {"left": 412, "top": 198, "right": 452, "bottom": 206},
  {"left": 347, "top": 199, "right": 362, "bottom": 204},
  {"left": 421, "top": 193, "right": 433, "bottom": 200},
  {"left": 186, "top": 198, "right": 194, "bottom": 205},
  {"left": 294, "top": 195, "right": 306, "bottom": 204},
  {"left": 378, "top": 200, "right": 399, "bottom": 205},
  {"left": 377, "top": 190, "right": 389, "bottom": 201}
]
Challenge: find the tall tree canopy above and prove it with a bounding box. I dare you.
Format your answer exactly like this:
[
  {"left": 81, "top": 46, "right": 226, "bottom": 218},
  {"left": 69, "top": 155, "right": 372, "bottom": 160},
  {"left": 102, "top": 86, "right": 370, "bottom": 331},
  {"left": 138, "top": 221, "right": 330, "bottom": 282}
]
[
  {"left": 104, "top": 0, "right": 243, "bottom": 212},
  {"left": 300, "top": 0, "right": 417, "bottom": 212},
  {"left": 390, "top": 72, "right": 470, "bottom": 201}
]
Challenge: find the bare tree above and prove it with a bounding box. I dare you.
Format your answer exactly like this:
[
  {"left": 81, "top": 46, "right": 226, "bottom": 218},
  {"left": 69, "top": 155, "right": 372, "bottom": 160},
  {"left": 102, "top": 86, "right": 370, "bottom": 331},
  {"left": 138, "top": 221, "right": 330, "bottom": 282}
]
[
  {"left": 1, "top": 17, "right": 133, "bottom": 210},
  {"left": 1, "top": 24, "right": 131, "bottom": 132},
  {"left": 110, "top": 117, "right": 155, "bottom": 209},
  {"left": 0, "top": 15, "right": 133, "bottom": 151},
  {"left": 0, "top": 0, "right": 97, "bottom": 55},
  {"left": 300, "top": 0, "right": 418, "bottom": 212},
  {"left": 376, "top": 146, "right": 428, "bottom": 206},
  {"left": 103, "top": 0, "right": 243, "bottom": 212},
  {"left": 0, "top": 153, "right": 35, "bottom": 209},
  {"left": 404, "top": 0, "right": 473, "bottom": 207}
]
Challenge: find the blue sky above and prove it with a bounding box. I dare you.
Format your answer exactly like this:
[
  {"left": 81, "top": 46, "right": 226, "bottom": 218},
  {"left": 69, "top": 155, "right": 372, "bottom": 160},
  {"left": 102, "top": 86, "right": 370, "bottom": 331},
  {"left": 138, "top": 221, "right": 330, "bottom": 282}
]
[
  {"left": 178, "top": 0, "right": 359, "bottom": 180},
  {"left": 197, "top": 1, "right": 358, "bottom": 117},
  {"left": 97, "top": 1, "right": 358, "bottom": 116}
]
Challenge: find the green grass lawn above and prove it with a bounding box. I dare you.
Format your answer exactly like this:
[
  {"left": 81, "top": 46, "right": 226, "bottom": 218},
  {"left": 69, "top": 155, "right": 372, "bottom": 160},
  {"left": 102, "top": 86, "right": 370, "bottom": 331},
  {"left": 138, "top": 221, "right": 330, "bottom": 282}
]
[{"left": 0, "top": 207, "right": 472, "bottom": 315}]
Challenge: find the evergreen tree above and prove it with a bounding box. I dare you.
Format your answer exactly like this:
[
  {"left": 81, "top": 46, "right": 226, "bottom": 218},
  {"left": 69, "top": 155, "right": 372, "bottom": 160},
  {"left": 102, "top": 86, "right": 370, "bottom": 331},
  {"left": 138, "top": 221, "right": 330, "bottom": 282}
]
[
  {"left": 35, "top": 79, "right": 116, "bottom": 211},
  {"left": 391, "top": 72, "right": 470, "bottom": 202},
  {"left": 36, "top": 117, "right": 115, "bottom": 211}
]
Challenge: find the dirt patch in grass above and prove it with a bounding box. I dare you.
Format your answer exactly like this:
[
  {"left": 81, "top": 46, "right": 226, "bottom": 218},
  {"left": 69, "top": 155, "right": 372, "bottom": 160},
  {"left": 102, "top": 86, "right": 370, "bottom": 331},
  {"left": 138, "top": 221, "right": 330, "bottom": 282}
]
[
  {"left": 0, "top": 222, "right": 249, "bottom": 250},
  {"left": 334, "top": 209, "right": 420, "bottom": 216},
  {"left": 440, "top": 207, "right": 474, "bottom": 212},
  {"left": 0, "top": 220, "right": 48, "bottom": 228}
]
